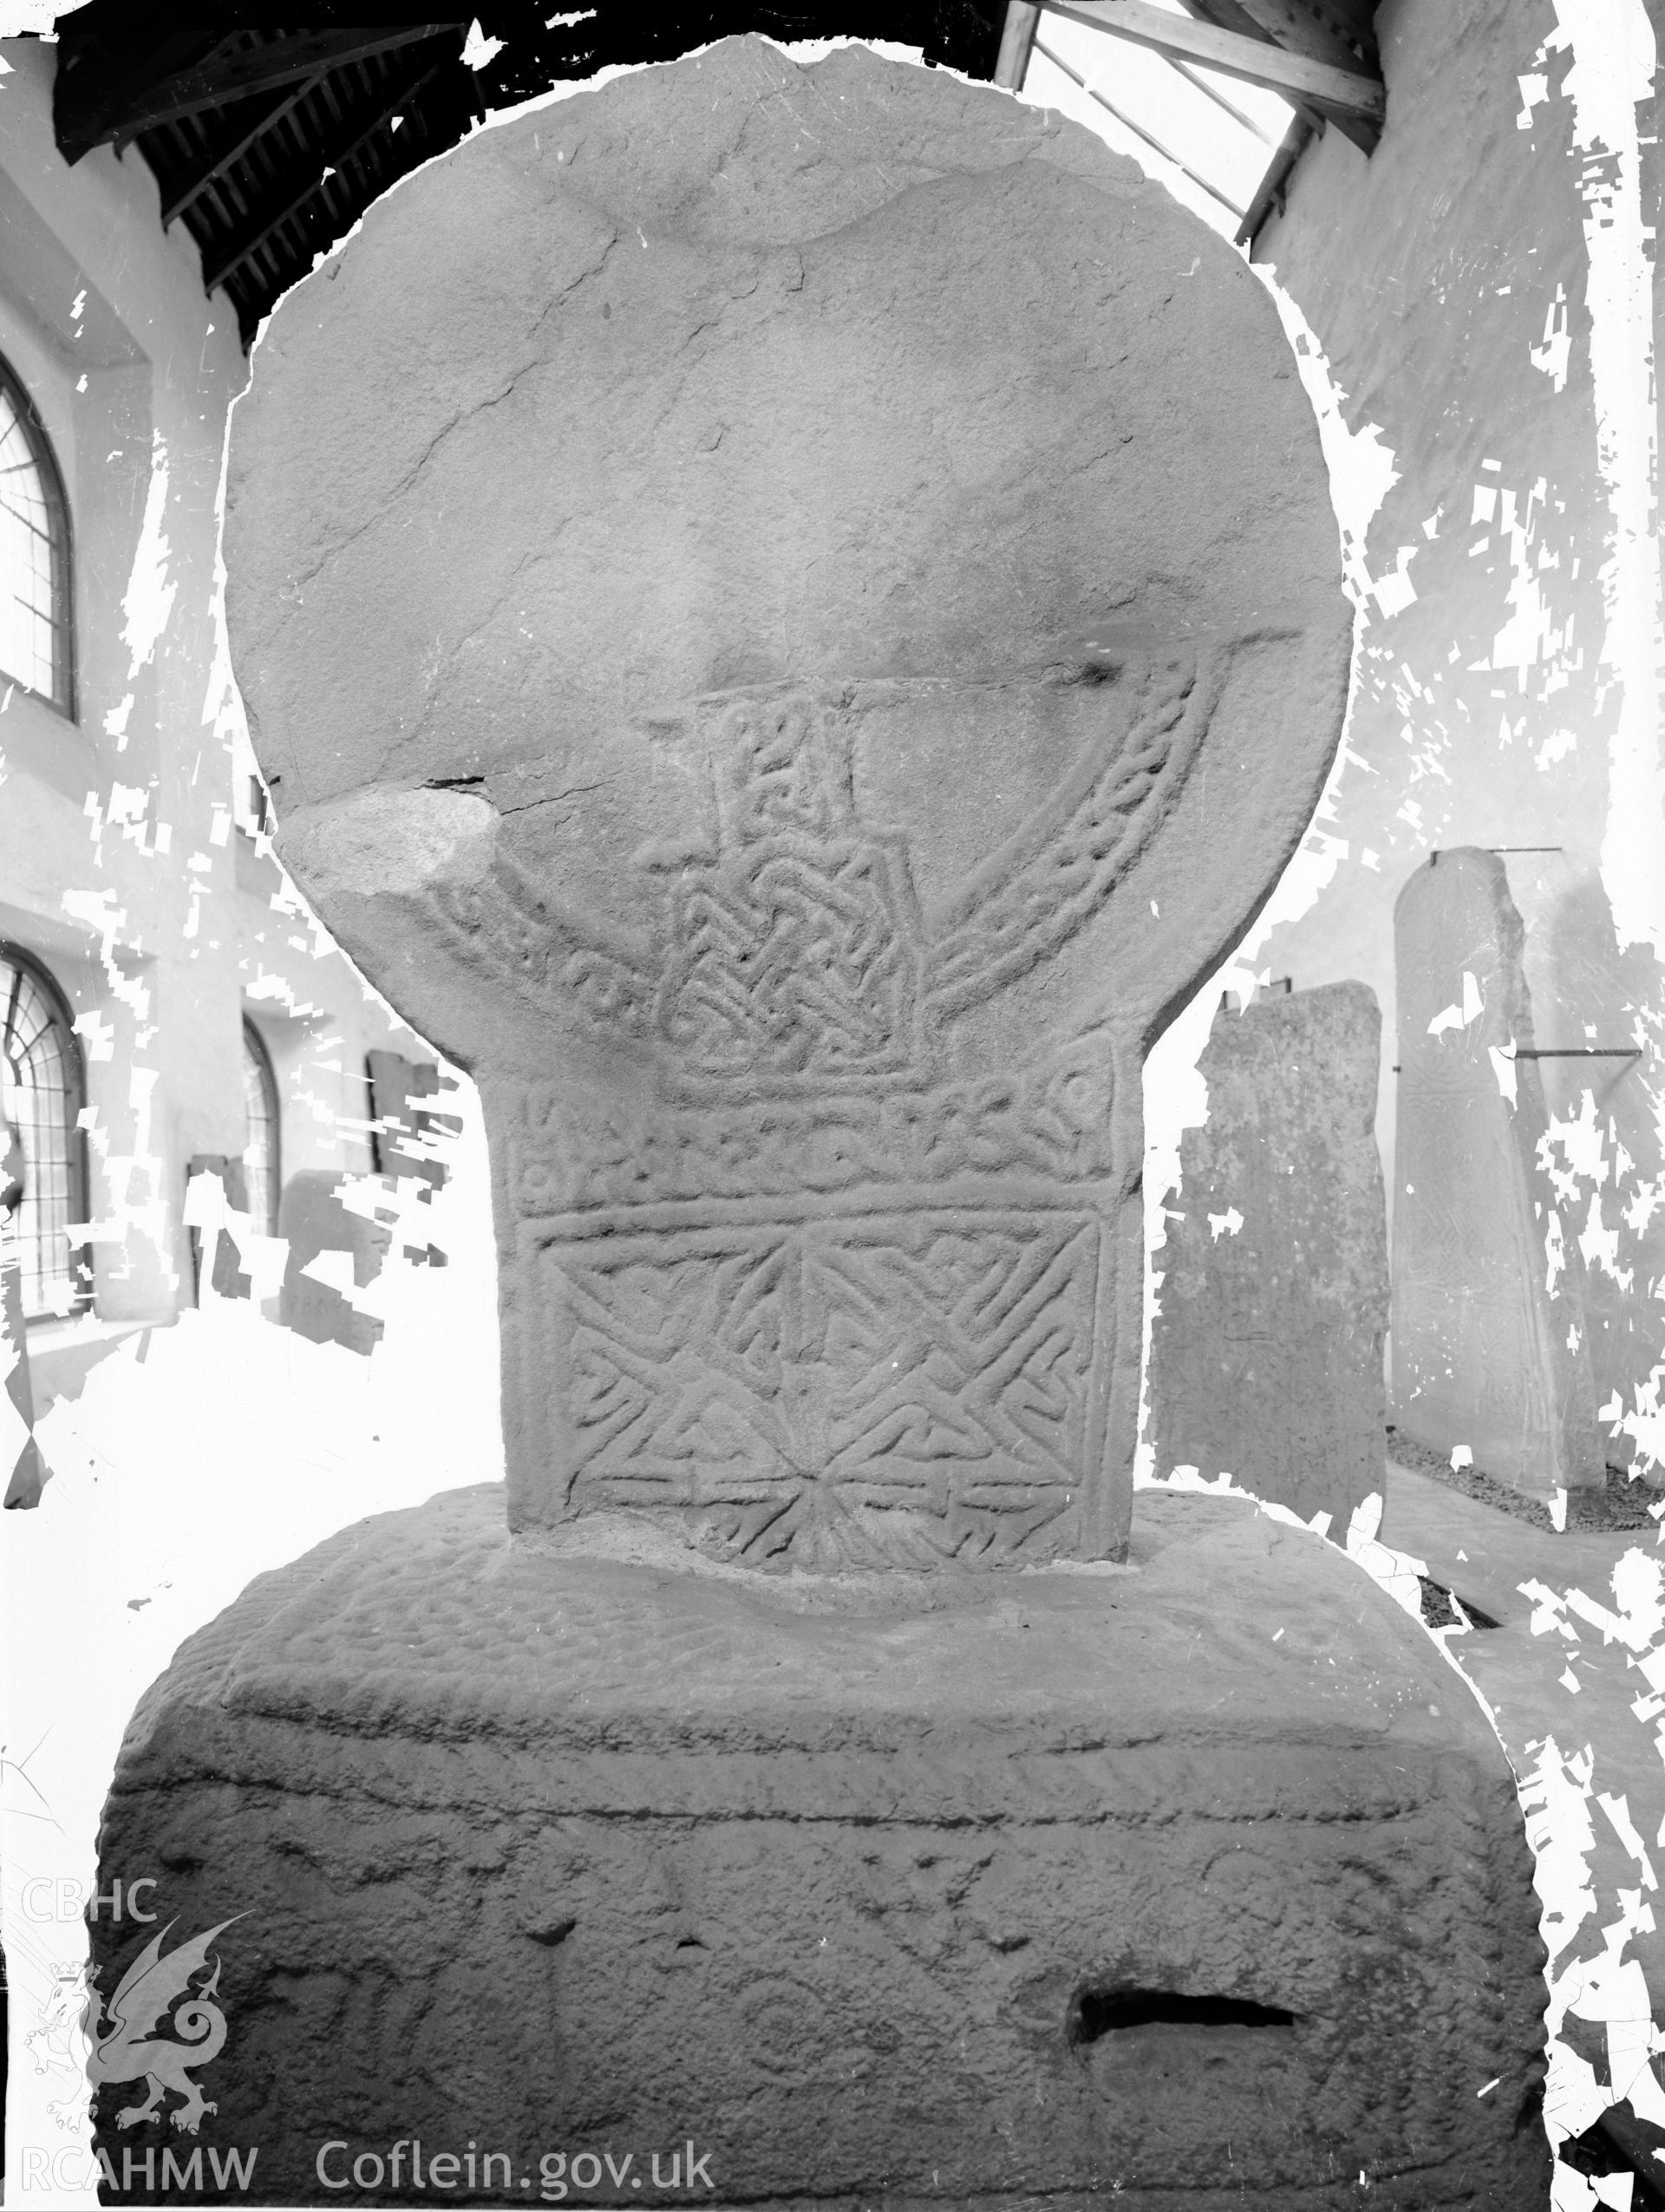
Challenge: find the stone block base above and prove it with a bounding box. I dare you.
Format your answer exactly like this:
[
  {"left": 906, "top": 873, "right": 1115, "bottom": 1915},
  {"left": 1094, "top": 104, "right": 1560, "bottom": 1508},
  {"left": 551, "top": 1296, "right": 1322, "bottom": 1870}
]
[{"left": 93, "top": 1488, "right": 1549, "bottom": 2206}]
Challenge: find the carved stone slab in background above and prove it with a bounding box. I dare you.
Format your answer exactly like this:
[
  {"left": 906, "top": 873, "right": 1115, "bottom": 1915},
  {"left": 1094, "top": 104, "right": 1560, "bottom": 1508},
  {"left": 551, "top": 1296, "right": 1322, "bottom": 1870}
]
[
  {"left": 1392, "top": 848, "right": 1603, "bottom": 1496},
  {"left": 1146, "top": 982, "right": 1391, "bottom": 1531},
  {"left": 225, "top": 39, "right": 1352, "bottom": 1564}
]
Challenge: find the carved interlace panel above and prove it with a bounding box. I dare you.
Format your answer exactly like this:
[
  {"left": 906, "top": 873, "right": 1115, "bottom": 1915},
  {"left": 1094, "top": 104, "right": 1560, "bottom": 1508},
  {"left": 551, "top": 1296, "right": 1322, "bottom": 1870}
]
[
  {"left": 426, "top": 661, "right": 1225, "bottom": 1563},
  {"left": 545, "top": 1212, "right": 1103, "bottom": 1569}
]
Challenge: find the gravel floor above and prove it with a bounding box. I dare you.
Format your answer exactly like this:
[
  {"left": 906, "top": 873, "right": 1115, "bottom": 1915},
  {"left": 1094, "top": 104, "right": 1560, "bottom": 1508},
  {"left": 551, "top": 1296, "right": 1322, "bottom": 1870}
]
[{"left": 1386, "top": 1426, "right": 1661, "bottom": 1533}]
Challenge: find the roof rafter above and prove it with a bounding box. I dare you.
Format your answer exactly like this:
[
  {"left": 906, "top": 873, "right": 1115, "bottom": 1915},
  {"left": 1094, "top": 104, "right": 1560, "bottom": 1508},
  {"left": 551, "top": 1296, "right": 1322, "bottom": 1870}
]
[
  {"left": 1033, "top": 32, "right": 1245, "bottom": 219},
  {"left": 1167, "top": 54, "right": 1279, "bottom": 146},
  {"left": 54, "top": 30, "right": 225, "bottom": 163},
  {"left": 1234, "top": 108, "right": 1317, "bottom": 247},
  {"left": 1186, "top": 0, "right": 1379, "bottom": 149},
  {"left": 60, "top": 25, "right": 465, "bottom": 160},
  {"left": 201, "top": 42, "right": 459, "bottom": 295},
  {"left": 1030, "top": 0, "right": 1383, "bottom": 126},
  {"left": 161, "top": 74, "right": 330, "bottom": 228},
  {"left": 995, "top": 2, "right": 1042, "bottom": 86}
]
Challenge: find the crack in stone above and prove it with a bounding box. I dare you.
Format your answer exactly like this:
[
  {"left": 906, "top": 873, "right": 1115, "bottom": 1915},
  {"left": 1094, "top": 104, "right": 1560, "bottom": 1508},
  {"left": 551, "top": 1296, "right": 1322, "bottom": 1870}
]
[
  {"left": 284, "top": 228, "right": 620, "bottom": 602},
  {"left": 495, "top": 778, "right": 612, "bottom": 817}
]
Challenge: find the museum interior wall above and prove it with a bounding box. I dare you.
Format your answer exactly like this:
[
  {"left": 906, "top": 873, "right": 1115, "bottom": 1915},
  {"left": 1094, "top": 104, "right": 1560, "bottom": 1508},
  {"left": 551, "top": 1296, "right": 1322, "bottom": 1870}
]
[
  {"left": 1227, "top": 0, "right": 1665, "bottom": 1484},
  {"left": 0, "top": 40, "right": 412, "bottom": 1413}
]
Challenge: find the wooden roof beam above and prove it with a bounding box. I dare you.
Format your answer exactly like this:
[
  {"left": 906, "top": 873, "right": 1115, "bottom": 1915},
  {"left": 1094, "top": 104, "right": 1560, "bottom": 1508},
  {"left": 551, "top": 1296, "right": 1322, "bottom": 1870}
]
[
  {"left": 56, "top": 31, "right": 225, "bottom": 164},
  {"left": 202, "top": 49, "right": 454, "bottom": 297},
  {"left": 1225, "top": 0, "right": 1376, "bottom": 64},
  {"left": 1236, "top": 107, "right": 1318, "bottom": 246},
  {"left": 160, "top": 74, "right": 329, "bottom": 228},
  {"left": 64, "top": 27, "right": 464, "bottom": 157},
  {"left": 1184, "top": 0, "right": 1372, "bottom": 65},
  {"left": 996, "top": 0, "right": 1288, "bottom": 141},
  {"left": 1034, "top": 32, "right": 1245, "bottom": 219},
  {"left": 1186, "top": 0, "right": 1380, "bottom": 150},
  {"left": 1168, "top": 53, "right": 1280, "bottom": 145},
  {"left": 1035, "top": 0, "right": 1383, "bottom": 127},
  {"left": 995, "top": 3, "right": 1042, "bottom": 88}
]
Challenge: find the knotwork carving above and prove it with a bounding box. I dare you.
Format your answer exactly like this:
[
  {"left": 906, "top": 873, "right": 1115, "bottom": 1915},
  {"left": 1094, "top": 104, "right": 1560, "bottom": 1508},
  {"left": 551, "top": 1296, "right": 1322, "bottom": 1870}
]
[
  {"left": 543, "top": 1210, "right": 1103, "bottom": 1569},
  {"left": 656, "top": 694, "right": 924, "bottom": 1085},
  {"left": 512, "top": 1027, "right": 1116, "bottom": 1217},
  {"left": 441, "top": 665, "right": 1214, "bottom": 1563},
  {"left": 432, "top": 654, "right": 1246, "bottom": 1562},
  {"left": 420, "top": 651, "right": 1225, "bottom": 1089},
  {"left": 926, "top": 653, "right": 1213, "bottom": 1015}
]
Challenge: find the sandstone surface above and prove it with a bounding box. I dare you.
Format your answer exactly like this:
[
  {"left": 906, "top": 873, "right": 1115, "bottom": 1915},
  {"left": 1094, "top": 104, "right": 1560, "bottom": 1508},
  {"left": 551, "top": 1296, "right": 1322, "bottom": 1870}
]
[
  {"left": 1392, "top": 848, "right": 1603, "bottom": 1495},
  {"left": 223, "top": 37, "right": 1352, "bottom": 1569},
  {"left": 94, "top": 46, "right": 1543, "bottom": 2209},
  {"left": 1147, "top": 981, "right": 1390, "bottom": 1530},
  {"left": 94, "top": 1485, "right": 1549, "bottom": 2208}
]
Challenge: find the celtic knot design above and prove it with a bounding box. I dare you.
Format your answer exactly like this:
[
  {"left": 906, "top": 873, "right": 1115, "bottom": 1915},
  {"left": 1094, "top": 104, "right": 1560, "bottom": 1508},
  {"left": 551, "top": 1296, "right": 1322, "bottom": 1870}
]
[
  {"left": 415, "top": 653, "right": 1245, "bottom": 1562},
  {"left": 545, "top": 1210, "right": 1101, "bottom": 1569},
  {"left": 421, "top": 656, "right": 1220, "bottom": 1098}
]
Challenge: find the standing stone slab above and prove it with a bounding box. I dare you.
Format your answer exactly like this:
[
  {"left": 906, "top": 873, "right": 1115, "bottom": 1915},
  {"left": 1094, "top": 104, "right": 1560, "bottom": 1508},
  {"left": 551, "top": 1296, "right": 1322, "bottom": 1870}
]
[
  {"left": 225, "top": 37, "right": 1352, "bottom": 1571},
  {"left": 1393, "top": 847, "right": 1603, "bottom": 1494},
  {"left": 1147, "top": 981, "right": 1389, "bottom": 1530}
]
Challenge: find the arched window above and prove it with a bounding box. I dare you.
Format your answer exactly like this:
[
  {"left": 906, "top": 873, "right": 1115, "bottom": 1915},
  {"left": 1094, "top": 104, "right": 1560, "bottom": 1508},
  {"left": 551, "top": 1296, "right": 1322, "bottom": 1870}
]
[
  {"left": 241, "top": 1020, "right": 280, "bottom": 1237},
  {"left": 0, "top": 945, "right": 88, "bottom": 1316},
  {"left": 0, "top": 355, "right": 72, "bottom": 714}
]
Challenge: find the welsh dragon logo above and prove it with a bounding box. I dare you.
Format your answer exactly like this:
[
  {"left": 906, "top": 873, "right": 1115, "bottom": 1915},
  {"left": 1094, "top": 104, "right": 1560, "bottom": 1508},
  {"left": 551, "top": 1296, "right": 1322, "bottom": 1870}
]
[{"left": 82, "top": 1917, "right": 242, "bottom": 2134}]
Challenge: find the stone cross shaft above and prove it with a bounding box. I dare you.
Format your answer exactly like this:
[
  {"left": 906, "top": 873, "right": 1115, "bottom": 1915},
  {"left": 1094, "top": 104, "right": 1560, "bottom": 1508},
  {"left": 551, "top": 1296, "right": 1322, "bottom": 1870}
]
[{"left": 224, "top": 39, "right": 1351, "bottom": 1569}]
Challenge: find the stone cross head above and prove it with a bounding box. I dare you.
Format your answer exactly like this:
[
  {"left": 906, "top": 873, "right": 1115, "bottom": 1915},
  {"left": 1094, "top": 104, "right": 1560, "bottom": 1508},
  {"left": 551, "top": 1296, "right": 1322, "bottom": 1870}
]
[{"left": 224, "top": 39, "right": 1349, "bottom": 1570}]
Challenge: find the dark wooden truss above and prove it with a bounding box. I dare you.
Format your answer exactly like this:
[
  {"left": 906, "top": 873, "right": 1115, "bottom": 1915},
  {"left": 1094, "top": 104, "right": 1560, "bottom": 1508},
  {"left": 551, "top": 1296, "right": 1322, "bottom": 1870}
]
[{"left": 51, "top": 3, "right": 1014, "bottom": 348}]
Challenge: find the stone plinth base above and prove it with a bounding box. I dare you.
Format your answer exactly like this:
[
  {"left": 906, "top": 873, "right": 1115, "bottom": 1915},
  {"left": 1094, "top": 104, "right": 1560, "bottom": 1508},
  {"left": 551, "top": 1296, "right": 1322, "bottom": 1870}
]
[{"left": 94, "top": 1488, "right": 1548, "bottom": 2207}]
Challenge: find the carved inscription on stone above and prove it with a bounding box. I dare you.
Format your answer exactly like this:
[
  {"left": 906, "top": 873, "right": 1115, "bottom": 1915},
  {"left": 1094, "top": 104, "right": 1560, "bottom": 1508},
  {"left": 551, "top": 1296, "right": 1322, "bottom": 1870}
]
[
  {"left": 509, "top": 1041, "right": 1118, "bottom": 1216},
  {"left": 440, "top": 669, "right": 1223, "bottom": 1565}
]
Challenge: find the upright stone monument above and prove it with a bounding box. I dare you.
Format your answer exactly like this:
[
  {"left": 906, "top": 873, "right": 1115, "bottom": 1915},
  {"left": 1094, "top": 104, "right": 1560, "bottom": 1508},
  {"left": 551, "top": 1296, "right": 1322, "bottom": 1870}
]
[
  {"left": 93, "top": 46, "right": 1550, "bottom": 2206},
  {"left": 228, "top": 36, "right": 1352, "bottom": 1574},
  {"left": 1393, "top": 848, "right": 1603, "bottom": 1497},
  {"left": 1147, "top": 981, "right": 1390, "bottom": 1530}
]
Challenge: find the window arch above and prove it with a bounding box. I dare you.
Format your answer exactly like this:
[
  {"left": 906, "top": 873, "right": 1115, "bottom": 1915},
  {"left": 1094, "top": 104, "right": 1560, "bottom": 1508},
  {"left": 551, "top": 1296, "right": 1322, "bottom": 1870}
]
[
  {"left": 0, "top": 945, "right": 88, "bottom": 1316},
  {"left": 241, "top": 1020, "right": 280, "bottom": 1237},
  {"left": 0, "top": 352, "right": 72, "bottom": 715}
]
